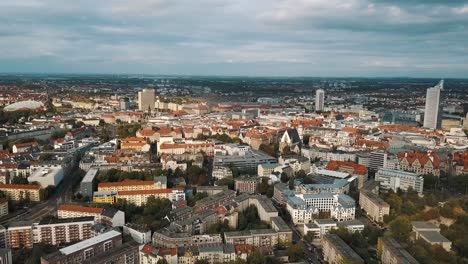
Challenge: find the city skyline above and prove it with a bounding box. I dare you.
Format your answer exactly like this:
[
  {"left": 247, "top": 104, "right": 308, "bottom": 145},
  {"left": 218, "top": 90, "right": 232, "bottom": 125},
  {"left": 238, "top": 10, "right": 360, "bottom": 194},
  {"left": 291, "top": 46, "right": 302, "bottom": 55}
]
[{"left": 1, "top": 1, "right": 468, "bottom": 77}]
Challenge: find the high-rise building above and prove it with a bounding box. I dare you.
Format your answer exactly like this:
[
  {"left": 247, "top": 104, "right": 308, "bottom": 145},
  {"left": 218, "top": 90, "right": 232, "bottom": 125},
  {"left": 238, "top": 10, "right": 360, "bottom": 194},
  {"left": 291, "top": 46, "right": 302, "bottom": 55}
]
[
  {"left": 138, "top": 89, "right": 155, "bottom": 112},
  {"left": 423, "top": 80, "right": 444, "bottom": 129},
  {"left": 315, "top": 89, "right": 325, "bottom": 112},
  {"left": 120, "top": 97, "right": 130, "bottom": 110}
]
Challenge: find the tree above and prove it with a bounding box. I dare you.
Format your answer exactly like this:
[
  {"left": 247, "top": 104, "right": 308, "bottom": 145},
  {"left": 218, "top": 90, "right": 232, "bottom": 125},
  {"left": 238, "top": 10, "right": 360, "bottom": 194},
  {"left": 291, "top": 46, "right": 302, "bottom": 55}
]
[
  {"left": 157, "top": 259, "right": 169, "bottom": 264},
  {"left": 194, "top": 260, "right": 210, "bottom": 264},
  {"left": 39, "top": 153, "right": 54, "bottom": 161},
  {"left": 287, "top": 243, "right": 305, "bottom": 262},
  {"left": 389, "top": 216, "right": 412, "bottom": 243},
  {"left": 280, "top": 172, "right": 289, "bottom": 183},
  {"left": 246, "top": 250, "right": 265, "bottom": 264},
  {"left": 288, "top": 176, "right": 295, "bottom": 190}
]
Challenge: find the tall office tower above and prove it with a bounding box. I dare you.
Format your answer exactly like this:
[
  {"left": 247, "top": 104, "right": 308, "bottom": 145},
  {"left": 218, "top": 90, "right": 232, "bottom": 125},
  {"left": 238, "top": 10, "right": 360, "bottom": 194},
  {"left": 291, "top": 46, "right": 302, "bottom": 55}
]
[
  {"left": 315, "top": 89, "right": 325, "bottom": 112},
  {"left": 423, "top": 80, "right": 444, "bottom": 129},
  {"left": 138, "top": 88, "right": 155, "bottom": 112}
]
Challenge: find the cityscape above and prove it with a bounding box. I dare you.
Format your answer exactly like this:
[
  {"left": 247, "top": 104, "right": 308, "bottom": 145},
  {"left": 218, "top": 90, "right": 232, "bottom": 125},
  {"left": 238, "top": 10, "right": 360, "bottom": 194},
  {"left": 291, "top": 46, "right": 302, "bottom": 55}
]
[{"left": 1, "top": 1, "right": 468, "bottom": 264}]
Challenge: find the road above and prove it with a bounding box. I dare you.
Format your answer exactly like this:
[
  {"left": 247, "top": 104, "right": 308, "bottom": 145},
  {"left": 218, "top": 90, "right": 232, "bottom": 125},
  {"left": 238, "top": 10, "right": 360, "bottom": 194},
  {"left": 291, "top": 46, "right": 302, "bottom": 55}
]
[
  {"left": 3, "top": 161, "right": 82, "bottom": 225},
  {"left": 286, "top": 219, "right": 321, "bottom": 264}
]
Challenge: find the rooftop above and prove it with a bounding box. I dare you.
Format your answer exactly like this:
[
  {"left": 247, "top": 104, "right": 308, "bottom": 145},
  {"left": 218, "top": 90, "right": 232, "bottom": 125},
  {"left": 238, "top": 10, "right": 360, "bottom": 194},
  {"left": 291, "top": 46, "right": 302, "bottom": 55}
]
[{"left": 59, "top": 230, "right": 121, "bottom": 255}]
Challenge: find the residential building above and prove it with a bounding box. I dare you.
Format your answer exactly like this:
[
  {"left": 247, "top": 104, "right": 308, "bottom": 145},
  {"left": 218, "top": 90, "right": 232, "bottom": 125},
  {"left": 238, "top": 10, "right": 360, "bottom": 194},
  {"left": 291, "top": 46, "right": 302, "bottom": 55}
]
[
  {"left": 378, "top": 237, "right": 419, "bottom": 264},
  {"left": 0, "top": 184, "right": 40, "bottom": 202},
  {"left": 57, "top": 205, "right": 125, "bottom": 227},
  {"left": 224, "top": 229, "right": 279, "bottom": 248},
  {"left": 7, "top": 221, "right": 33, "bottom": 249},
  {"left": 123, "top": 224, "right": 152, "bottom": 244},
  {"left": 0, "top": 199, "right": 8, "bottom": 217},
  {"left": 234, "top": 177, "right": 260, "bottom": 194},
  {"left": 41, "top": 231, "right": 135, "bottom": 264},
  {"left": 114, "top": 188, "right": 185, "bottom": 206},
  {"left": 0, "top": 248, "right": 12, "bottom": 264},
  {"left": 359, "top": 190, "right": 390, "bottom": 223},
  {"left": 32, "top": 217, "right": 95, "bottom": 246},
  {"left": 258, "top": 163, "right": 278, "bottom": 177},
  {"left": 326, "top": 160, "right": 368, "bottom": 189},
  {"left": 152, "top": 229, "right": 222, "bottom": 248},
  {"left": 323, "top": 234, "right": 364, "bottom": 264},
  {"left": 423, "top": 80, "right": 444, "bottom": 129},
  {"left": 80, "top": 168, "right": 99, "bottom": 198},
  {"left": 138, "top": 88, "right": 155, "bottom": 112},
  {"left": 197, "top": 186, "right": 228, "bottom": 196},
  {"left": 97, "top": 179, "right": 166, "bottom": 192},
  {"left": 337, "top": 220, "right": 365, "bottom": 233},
  {"left": 375, "top": 168, "right": 424, "bottom": 194},
  {"left": 140, "top": 244, "right": 177, "bottom": 264},
  {"left": 212, "top": 166, "right": 233, "bottom": 180}
]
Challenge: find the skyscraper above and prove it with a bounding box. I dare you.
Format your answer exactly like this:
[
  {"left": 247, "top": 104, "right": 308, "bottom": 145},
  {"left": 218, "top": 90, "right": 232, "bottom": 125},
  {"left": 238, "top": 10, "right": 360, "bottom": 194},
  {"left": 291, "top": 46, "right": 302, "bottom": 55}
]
[
  {"left": 315, "top": 89, "right": 325, "bottom": 112},
  {"left": 138, "top": 88, "right": 155, "bottom": 112},
  {"left": 423, "top": 80, "right": 444, "bottom": 129}
]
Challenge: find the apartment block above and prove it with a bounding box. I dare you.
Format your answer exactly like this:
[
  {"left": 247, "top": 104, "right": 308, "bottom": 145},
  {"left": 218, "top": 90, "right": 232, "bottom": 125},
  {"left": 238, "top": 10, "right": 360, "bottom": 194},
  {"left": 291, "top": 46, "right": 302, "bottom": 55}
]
[
  {"left": 7, "top": 221, "right": 33, "bottom": 249},
  {"left": 323, "top": 234, "right": 364, "bottom": 264},
  {"left": 378, "top": 237, "right": 419, "bottom": 264},
  {"left": 359, "top": 190, "right": 390, "bottom": 223},
  {"left": 41, "top": 230, "right": 123, "bottom": 264},
  {"left": 0, "top": 184, "right": 40, "bottom": 202},
  {"left": 32, "top": 217, "right": 95, "bottom": 246},
  {"left": 58, "top": 204, "right": 125, "bottom": 227}
]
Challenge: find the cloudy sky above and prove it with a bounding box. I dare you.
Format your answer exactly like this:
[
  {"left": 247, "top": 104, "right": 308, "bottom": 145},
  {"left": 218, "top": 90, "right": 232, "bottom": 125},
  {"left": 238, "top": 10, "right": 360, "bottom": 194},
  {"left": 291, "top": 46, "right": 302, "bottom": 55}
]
[{"left": 1, "top": 0, "right": 467, "bottom": 77}]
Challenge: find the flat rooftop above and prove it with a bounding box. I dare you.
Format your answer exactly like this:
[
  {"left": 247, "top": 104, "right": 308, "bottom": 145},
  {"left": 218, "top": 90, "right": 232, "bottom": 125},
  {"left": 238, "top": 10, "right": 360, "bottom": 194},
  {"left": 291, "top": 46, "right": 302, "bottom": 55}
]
[{"left": 59, "top": 230, "right": 121, "bottom": 255}]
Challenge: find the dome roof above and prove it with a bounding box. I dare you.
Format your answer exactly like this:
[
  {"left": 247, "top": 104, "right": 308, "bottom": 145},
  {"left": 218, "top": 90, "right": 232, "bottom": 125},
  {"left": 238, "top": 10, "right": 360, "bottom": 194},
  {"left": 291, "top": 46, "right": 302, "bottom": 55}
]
[{"left": 4, "top": 100, "right": 44, "bottom": 112}]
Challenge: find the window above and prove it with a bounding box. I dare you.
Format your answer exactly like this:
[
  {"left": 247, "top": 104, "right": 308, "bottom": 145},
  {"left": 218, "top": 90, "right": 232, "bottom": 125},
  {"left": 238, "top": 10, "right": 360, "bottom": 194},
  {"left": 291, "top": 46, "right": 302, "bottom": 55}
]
[
  {"left": 103, "top": 241, "right": 113, "bottom": 252},
  {"left": 84, "top": 248, "right": 94, "bottom": 260}
]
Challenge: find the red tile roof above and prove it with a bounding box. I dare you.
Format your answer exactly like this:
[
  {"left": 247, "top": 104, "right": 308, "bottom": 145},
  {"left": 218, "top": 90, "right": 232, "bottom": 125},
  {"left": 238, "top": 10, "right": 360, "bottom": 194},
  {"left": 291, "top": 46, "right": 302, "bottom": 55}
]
[
  {"left": 58, "top": 204, "right": 103, "bottom": 214},
  {"left": 98, "top": 180, "right": 155, "bottom": 188},
  {"left": 0, "top": 184, "right": 40, "bottom": 190},
  {"left": 326, "top": 160, "right": 368, "bottom": 175}
]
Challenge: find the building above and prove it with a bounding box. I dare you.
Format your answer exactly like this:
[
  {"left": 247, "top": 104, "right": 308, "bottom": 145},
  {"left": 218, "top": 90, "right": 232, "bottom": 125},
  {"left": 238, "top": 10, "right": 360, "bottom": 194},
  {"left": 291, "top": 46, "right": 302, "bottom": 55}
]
[
  {"left": 375, "top": 168, "right": 424, "bottom": 194},
  {"left": 337, "top": 220, "right": 365, "bottom": 233},
  {"left": 396, "top": 151, "right": 441, "bottom": 176},
  {"left": 234, "top": 177, "right": 260, "bottom": 194},
  {"left": 196, "top": 186, "right": 228, "bottom": 196},
  {"left": 120, "top": 137, "right": 151, "bottom": 152},
  {"left": 7, "top": 221, "right": 33, "bottom": 249},
  {"left": 140, "top": 245, "right": 177, "bottom": 264},
  {"left": 0, "top": 248, "right": 12, "bottom": 264},
  {"left": 28, "top": 165, "right": 64, "bottom": 188},
  {"left": 120, "top": 97, "right": 130, "bottom": 111},
  {"left": 326, "top": 160, "right": 368, "bottom": 189},
  {"left": 80, "top": 168, "right": 99, "bottom": 198},
  {"left": 258, "top": 163, "right": 278, "bottom": 177},
  {"left": 0, "top": 184, "right": 40, "bottom": 202},
  {"left": 138, "top": 88, "right": 156, "bottom": 112},
  {"left": 370, "top": 151, "right": 388, "bottom": 171},
  {"left": 32, "top": 217, "right": 95, "bottom": 246},
  {"left": 97, "top": 179, "right": 166, "bottom": 192},
  {"left": 378, "top": 237, "right": 419, "bottom": 264},
  {"left": 213, "top": 145, "right": 276, "bottom": 171},
  {"left": 114, "top": 188, "right": 185, "bottom": 206},
  {"left": 322, "top": 234, "right": 364, "bottom": 264},
  {"left": 57, "top": 205, "right": 125, "bottom": 227},
  {"left": 224, "top": 229, "right": 280, "bottom": 248},
  {"left": 411, "top": 221, "right": 452, "bottom": 251},
  {"left": 123, "top": 224, "right": 152, "bottom": 244},
  {"left": 423, "top": 80, "right": 444, "bottom": 129},
  {"left": 152, "top": 229, "right": 222, "bottom": 249},
  {"left": 315, "top": 89, "right": 325, "bottom": 112},
  {"left": 41, "top": 231, "right": 139, "bottom": 264},
  {"left": 286, "top": 193, "right": 356, "bottom": 224},
  {"left": 212, "top": 166, "right": 233, "bottom": 180},
  {"left": 0, "top": 199, "right": 8, "bottom": 217},
  {"left": 359, "top": 190, "right": 390, "bottom": 223}
]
